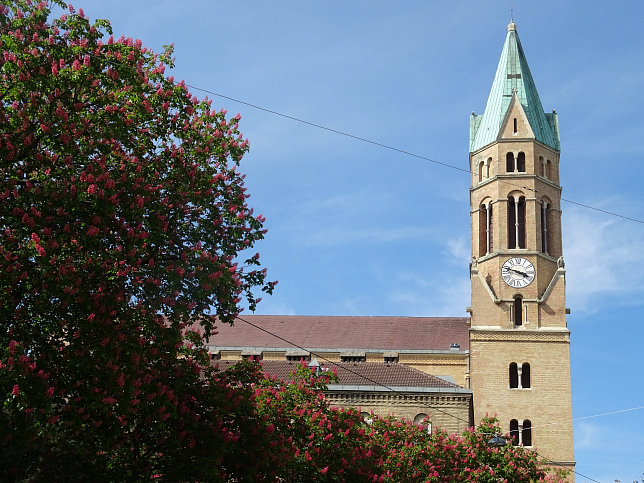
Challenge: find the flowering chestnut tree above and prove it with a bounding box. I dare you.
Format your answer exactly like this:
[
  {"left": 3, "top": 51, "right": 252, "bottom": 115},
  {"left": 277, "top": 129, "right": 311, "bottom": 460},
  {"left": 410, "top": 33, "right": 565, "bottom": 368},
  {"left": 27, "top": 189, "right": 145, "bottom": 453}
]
[
  {"left": 0, "top": 0, "right": 274, "bottom": 479},
  {"left": 248, "top": 361, "right": 566, "bottom": 482},
  {"left": 0, "top": 1, "right": 569, "bottom": 481}
]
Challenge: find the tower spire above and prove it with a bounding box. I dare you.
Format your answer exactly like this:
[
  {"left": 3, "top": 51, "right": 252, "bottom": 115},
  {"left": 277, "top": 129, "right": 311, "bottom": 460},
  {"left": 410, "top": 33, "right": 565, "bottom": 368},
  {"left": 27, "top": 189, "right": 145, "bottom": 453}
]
[{"left": 469, "top": 22, "right": 559, "bottom": 153}]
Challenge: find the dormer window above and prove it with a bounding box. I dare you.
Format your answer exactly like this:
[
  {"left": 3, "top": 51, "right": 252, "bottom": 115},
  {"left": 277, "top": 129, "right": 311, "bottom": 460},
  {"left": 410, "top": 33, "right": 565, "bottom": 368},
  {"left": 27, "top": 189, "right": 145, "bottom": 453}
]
[
  {"left": 341, "top": 351, "right": 366, "bottom": 363},
  {"left": 383, "top": 351, "right": 399, "bottom": 363},
  {"left": 286, "top": 349, "right": 311, "bottom": 362},
  {"left": 241, "top": 350, "right": 263, "bottom": 361}
]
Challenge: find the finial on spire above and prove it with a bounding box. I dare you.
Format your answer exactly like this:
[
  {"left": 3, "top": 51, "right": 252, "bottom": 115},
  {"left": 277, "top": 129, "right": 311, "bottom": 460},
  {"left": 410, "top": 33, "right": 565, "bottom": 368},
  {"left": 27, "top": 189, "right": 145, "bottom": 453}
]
[{"left": 507, "top": 3, "right": 517, "bottom": 31}]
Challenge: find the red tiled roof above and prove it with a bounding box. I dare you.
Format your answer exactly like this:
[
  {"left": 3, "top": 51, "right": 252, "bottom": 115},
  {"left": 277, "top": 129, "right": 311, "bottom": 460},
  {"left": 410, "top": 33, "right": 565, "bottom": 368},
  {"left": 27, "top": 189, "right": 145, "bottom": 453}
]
[
  {"left": 207, "top": 315, "right": 469, "bottom": 352},
  {"left": 214, "top": 360, "right": 464, "bottom": 389}
]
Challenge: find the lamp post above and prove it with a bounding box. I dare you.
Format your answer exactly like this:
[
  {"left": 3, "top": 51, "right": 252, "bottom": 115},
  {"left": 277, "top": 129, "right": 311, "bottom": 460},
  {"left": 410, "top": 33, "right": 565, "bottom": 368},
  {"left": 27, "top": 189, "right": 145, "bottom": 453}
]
[{"left": 487, "top": 434, "right": 507, "bottom": 447}]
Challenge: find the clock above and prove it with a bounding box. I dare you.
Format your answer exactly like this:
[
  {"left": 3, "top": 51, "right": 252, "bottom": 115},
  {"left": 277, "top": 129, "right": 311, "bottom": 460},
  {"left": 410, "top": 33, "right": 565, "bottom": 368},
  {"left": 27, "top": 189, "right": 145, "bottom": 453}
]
[{"left": 502, "top": 257, "right": 535, "bottom": 288}]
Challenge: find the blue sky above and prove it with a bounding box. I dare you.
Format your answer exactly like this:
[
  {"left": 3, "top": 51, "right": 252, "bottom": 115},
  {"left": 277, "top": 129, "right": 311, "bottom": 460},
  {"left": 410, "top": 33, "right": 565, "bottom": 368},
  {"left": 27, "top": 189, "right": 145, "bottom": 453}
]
[{"left": 67, "top": 1, "right": 644, "bottom": 480}]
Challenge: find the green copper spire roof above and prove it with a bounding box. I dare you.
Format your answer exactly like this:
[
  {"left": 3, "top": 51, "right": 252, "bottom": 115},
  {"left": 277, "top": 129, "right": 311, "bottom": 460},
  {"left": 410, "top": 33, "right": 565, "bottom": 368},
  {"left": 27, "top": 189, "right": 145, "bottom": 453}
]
[{"left": 470, "top": 21, "right": 560, "bottom": 153}]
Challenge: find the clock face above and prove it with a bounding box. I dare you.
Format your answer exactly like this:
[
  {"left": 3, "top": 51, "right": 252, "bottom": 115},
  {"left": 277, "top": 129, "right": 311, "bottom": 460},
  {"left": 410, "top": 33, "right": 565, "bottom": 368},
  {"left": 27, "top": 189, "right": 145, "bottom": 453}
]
[{"left": 502, "top": 257, "right": 535, "bottom": 288}]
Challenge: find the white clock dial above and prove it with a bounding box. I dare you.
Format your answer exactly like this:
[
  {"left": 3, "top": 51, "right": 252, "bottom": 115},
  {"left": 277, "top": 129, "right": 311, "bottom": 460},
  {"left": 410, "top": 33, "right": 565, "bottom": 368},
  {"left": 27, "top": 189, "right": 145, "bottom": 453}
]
[{"left": 501, "top": 257, "right": 535, "bottom": 288}]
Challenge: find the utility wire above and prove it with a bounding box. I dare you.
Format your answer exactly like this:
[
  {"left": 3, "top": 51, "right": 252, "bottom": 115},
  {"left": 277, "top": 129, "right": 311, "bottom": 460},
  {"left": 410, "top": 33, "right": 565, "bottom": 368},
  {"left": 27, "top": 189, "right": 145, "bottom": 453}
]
[
  {"left": 531, "top": 448, "right": 601, "bottom": 483},
  {"left": 235, "top": 315, "right": 473, "bottom": 427},
  {"left": 234, "top": 315, "right": 609, "bottom": 482},
  {"left": 1, "top": 17, "right": 609, "bottom": 480},
  {"left": 6, "top": 12, "right": 636, "bottom": 226},
  {"left": 185, "top": 85, "right": 644, "bottom": 226}
]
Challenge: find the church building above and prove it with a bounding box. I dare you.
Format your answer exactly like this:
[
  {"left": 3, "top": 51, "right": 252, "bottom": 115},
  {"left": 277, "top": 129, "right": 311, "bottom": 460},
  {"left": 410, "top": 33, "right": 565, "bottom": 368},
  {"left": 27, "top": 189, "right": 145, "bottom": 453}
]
[{"left": 207, "top": 21, "right": 575, "bottom": 474}]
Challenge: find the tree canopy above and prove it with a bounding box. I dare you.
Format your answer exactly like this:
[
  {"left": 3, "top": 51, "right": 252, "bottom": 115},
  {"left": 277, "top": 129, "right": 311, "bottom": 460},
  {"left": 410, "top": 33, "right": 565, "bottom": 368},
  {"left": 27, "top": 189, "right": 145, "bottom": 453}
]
[
  {"left": 0, "top": 1, "right": 566, "bottom": 481},
  {"left": 1, "top": 0, "right": 273, "bottom": 479}
]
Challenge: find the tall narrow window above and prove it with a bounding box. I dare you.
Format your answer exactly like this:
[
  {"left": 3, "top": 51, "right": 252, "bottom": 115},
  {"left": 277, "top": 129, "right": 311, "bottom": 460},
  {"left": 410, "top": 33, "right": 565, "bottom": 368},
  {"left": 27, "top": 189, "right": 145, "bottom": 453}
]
[
  {"left": 545, "top": 159, "right": 552, "bottom": 179},
  {"left": 510, "top": 419, "right": 520, "bottom": 446},
  {"left": 517, "top": 197, "right": 525, "bottom": 247},
  {"left": 513, "top": 117, "right": 518, "bottom": 133},
  {"left": 479, "top": 202, "right": 493, "bottom": 257},
  {"left": 506, "top": 152, "right": 515, "bottom": 172},
  {"left": 522, "top": 420, "right": 532, "bottom": 446},
  {"left": 486, "top": 157, "right": 492, "bottom": 178},
  {"left": 508, "top": 196, "right": 516, "bottom": 248},
  {"left": 509, "top": 362, "right": 518, "bottom": 388},
  {"left": 541, "top": 201, "right": 549, "bottom": 254},
  {"left": 507, "top": 196, "right": 526, "bottom": 249},
  {"left": 521, "top": 363, "right": 531, "bottom": 388},
  {"left": 513, "top": 296, "right": 523, "bottom": 326},
  {"left": 478, "top": 161, "right": 484, "bottom": 183},
  {"left": 487, "top": 204, "right": 493, "bottom": 253},
  {"left": 478, "top": 204, "right": 487, "bottom": 258},
  {"left": 517, "top": 152, "right": 526, "bottom": 172},
  {"left": 539, "top": 156, "right": 545, "bottom": 176}
]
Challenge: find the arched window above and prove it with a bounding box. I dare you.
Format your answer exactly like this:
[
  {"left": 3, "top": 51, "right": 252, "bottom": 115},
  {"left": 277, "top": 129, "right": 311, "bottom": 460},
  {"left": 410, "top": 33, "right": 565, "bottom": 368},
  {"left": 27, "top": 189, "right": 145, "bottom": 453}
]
[
  {"left": 545, "top": 159, "right": 552, "bottom": 179},
  {"left": 486, "top": 157, "right": 492, "bottom": 178},
  {"left": 513, "top": 117, "right": 518, "bottom": 134},
  {"left": 510, "top": 419, "right": 520, "bottom": 446},
  {"left": 517, "top": 152, "right": 526, "bottom": 172},
  {"left": 507, "top": 195, "right": 526, "bottom": 249},
  {"left": 413, "top": 413, "right": 432, "bottom": 433},
  {"left": 478, "top": 202, "right": 493, "bottom": 257},
  {"left": 478, "top": 161, "right": 484, "bottom": 183},
  {"left": 539, "top": 156, "right": 545, "bottom": 177},
  {"left": 413, "top": 413, "right": 428, "bottom": 425},
  {"left": 509, "top": 362, "right": 518, "bottom": 388},
  {"left": 522, "top": 420, "right": 532, "bottom": 446},
  {"left": 513, "top": 296, "right": 523, "bottom": 326},
  {"left": 540, "top": 200, "right": 550, "bottom": 254},
  {"left": 506, "top": 152, "right": 515, "bottom": 172},
  {"left": 521, "top": 363, "right": 531, "bottom": 388},
  {"left": 478, "top": 205, "right": 487, "bottom": 258}
]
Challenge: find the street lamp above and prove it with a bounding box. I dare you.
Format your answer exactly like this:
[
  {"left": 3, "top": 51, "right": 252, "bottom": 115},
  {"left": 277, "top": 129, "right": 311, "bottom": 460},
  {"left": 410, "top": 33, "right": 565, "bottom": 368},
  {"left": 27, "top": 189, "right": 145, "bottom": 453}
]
[{"left": 487, "top": 435, "right": 507, "bottom": 447}]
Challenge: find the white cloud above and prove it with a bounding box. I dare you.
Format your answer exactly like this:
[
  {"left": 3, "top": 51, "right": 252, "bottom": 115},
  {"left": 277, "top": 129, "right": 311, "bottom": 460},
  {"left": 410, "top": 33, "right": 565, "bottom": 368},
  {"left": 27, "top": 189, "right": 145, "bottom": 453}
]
[
  {"left": 387, "top": 237, "right": 472, "bottom": 317},
  {"left": 574, "top": 421, "right": 598, "bottom": 449},
  {"left": 445, "top": 236, "right": 470, "bottom": 265},
  {"left": 564, "top": 206, "right": 644, "bottom": 313},
  {"left": 388, "top": 272, "right": 470, "bottom": 317},
  {"left": 303, "top": 225, "right": 436, "bottom": 248}
]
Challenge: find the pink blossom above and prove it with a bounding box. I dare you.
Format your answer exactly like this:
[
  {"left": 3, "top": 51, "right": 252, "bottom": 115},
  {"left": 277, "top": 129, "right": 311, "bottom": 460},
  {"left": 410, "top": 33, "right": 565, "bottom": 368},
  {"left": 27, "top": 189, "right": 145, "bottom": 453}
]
[{"left": 12, "top": 384, "right": 19, "bottom": 396}]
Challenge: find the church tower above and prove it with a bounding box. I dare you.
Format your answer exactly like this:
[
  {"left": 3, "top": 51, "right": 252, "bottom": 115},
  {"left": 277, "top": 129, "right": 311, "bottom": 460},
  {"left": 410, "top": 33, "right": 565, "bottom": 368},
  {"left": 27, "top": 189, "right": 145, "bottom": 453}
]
[{"left": 468, "top": 22, "right": 575, "bottom": 473}]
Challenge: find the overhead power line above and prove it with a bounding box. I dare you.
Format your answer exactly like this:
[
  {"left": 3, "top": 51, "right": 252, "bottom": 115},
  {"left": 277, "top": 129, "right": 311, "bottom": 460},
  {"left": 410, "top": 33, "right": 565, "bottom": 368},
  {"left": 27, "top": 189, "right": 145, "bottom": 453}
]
[
  {"left": 233, "top": 315, "right": 606, "bottom": 482},
  {"left": 185, "top": 84, "right": 644, "bottom": 226}
]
